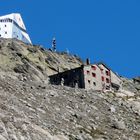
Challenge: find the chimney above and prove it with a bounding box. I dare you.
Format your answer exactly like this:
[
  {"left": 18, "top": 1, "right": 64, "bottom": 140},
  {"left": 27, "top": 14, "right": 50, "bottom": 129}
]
[{"left": 86, "top": 58, "right": 90, "bottom": 65}]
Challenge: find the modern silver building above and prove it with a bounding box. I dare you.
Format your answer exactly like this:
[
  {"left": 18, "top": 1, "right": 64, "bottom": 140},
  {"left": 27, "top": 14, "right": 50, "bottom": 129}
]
[{"left": 0, "top": 13, "right": 32, "bottom": 44}]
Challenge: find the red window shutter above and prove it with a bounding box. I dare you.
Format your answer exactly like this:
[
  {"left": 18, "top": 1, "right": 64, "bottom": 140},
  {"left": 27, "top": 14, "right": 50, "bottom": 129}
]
[
  {"left": 92, "top": 73, "right": 96, "bottom": 77},
  {"left": 102, "top": 76, "right": 104, "bottom": 81},
  {"left": 91, "top": 66, "right": 96, "bottom": 70}
]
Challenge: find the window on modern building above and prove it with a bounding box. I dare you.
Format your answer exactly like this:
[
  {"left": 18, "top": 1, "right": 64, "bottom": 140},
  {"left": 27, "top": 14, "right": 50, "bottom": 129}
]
[
  {"left": 5, "top": 25, "right": 7, "bottom": 27},
  {"left": 88, "top": 80, "right": 91, "bottom": 84},
  {"left": 93, "top": 82, "right": 96, "bottom": 86},
  {"left": 87, "top": 70, "right": 90, "bottom": 75},
  {"left": 91, "top": 65, "right": 96, "bottom": 70},
  {"left": 102, "top": 76, "right": 104, "bottom": 81},
  {"left": 92, "top": 73, "right": 96, "bottom": 77},
  {"left": 106, "top": 78, "right": 110, "bottom": 83}
]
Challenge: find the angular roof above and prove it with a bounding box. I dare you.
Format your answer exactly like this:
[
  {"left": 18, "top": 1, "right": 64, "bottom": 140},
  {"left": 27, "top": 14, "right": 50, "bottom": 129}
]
[
  {"left": 97, "top": 62, "right": 121, "bottom": 79},
  {"left": 0, "top": 13, "right": 26, "bottom": 30},
  {"left": 97, "top": 62, "right": 111, "bottom": 71},
  {"left": 0, "top": 13, "right": 32, "bottom": 44}
]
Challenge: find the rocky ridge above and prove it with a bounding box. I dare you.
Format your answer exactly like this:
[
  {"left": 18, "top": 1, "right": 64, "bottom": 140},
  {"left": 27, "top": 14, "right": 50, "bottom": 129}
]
[{"left": 0, "top": 38, "right": 82, "bottom": 82}]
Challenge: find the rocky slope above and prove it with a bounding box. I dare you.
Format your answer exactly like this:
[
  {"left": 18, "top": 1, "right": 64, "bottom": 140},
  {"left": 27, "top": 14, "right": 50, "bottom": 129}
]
[
  {"left": 0, "top": 38, "right": 82, "bottom": 82},
  {"left": 0, "top": 74, "right": 140, "bottom": 140},
  {"left": 0, "top": 39, "right": 140, "bottom": 140}
]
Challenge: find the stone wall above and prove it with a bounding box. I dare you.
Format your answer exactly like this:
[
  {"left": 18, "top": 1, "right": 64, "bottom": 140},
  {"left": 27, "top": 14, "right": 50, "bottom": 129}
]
[
  {"left": 98, "top": 64, "right": 111, "bottom": 90},
  {"left": 49, "top": 66, "right": 85, "bottom": 88},
  {"left": 83, "top": 65, "right": 102, "bottom": 90}
]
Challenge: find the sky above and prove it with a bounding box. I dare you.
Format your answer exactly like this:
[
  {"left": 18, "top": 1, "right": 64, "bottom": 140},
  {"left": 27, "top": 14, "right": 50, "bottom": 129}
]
[{"left": 0, "top": 0, "right": 140, "bottom": 78}]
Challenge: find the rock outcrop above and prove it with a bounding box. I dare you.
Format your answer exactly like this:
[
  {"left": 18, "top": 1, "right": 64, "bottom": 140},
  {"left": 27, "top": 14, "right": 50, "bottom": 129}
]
[{"left": 0, "top": 38, "right": 82, "bottom": 82}]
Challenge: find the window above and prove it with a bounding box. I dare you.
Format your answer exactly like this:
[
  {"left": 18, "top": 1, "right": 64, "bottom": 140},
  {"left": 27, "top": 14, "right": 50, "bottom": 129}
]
[
  {"left": 93, "top": 82, "right": 96, "bottom": 86},
  {"left": 106, "top": 70, "right": 110, "bottom": 76},
  {"left": 100, "top": 68, "right": 103, "bottom": 73},
  {"left": 88, "top": 80, "right": 91, "bottom": 84},
  {"left": 106, "top": 78, "right": 110, "bottom": 83},
  {"left": 92, "top": 73, "right": 96, "bottom": 77},
  {"left": 5, "top": 25, "right": 7, "bottom": 27},
  {"left": 5, "top": 32, "right": 7, "bottom": 34},
  {"left": 102, "top": 76, "right": 104, "bottom": 81},
  {"left": 91, "top": 65, "right": 96, "bottom": 70},
  {"left": 0, "top": 34, "right": 1, "bottom": 37},
  {"left": 87, "top": 70, "right": 90, "bottom": 75}
]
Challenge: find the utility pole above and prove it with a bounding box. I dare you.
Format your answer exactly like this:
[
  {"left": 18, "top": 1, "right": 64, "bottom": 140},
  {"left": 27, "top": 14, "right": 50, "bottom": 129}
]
[{"left": 52, "top": 37, "right": 56, "bottom": 51}]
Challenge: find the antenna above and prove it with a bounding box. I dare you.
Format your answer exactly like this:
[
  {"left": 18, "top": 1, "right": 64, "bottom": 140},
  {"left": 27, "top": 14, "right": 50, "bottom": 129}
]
[{"left": 86, "top": 58, "right": 90, "bottom": 65}]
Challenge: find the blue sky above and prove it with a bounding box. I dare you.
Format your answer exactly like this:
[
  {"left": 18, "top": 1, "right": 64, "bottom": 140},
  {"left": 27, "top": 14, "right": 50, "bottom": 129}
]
[{"left": 0, "top": 0, "right": 140, "bottom": 78}]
